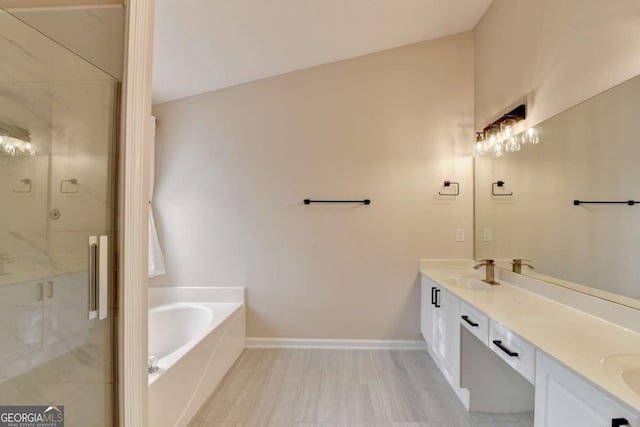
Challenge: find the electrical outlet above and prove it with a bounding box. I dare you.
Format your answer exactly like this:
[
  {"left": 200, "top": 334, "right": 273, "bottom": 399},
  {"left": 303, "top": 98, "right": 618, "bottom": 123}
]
[
  {"left": 456, "top": 228, "right": 464, "bottom": 242},
  {"left": 483, "top": 227, "right": 492, "bottom": 242}
]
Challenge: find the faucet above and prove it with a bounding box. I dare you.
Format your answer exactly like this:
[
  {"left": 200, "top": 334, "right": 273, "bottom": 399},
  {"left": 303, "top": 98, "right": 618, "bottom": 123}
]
[
  {"left": 473, "top": 259, "right": 499, "bottom": 285},
  {"left": 148, "top": 355, "right": 159, "bottom": 374},
  {"left": 512, "top": 259, "right": 534, "bottom": 274}
]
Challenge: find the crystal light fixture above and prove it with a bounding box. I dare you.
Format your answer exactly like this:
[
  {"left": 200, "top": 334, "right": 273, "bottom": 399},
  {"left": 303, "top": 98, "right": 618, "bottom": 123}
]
[
  {"left": 0, "top": 125, "right": 35, "bottom": 157},
  {"left": 501, "top": 116, "right": 520, "bottom": 153},
  {"left": 473, "top": 104, "right": 539, "bottom": 158}
]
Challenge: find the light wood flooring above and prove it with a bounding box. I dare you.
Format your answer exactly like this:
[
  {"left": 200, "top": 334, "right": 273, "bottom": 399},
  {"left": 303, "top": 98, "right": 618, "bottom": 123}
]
[{"left": 189, "top": 348, "right": 534, "bottom": 427}]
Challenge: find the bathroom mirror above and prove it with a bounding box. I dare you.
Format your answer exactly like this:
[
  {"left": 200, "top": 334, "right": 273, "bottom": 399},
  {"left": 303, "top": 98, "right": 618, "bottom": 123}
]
[{"left": 475, "top": 74, "right": 640, "bottom": 310}]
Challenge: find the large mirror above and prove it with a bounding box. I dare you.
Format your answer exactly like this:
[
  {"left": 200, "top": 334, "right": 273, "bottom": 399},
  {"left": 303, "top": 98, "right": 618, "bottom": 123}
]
[{"left": 475, "top": 74, "right": 640, "bottom": 310}]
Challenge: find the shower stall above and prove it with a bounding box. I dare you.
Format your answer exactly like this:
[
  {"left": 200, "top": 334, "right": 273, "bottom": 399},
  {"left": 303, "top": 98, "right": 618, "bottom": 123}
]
[{"left": 0, "top": 6, "right": 122, "bottom": 426}]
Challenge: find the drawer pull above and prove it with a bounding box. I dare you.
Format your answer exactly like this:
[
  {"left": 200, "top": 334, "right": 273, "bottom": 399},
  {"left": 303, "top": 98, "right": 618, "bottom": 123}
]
[
  {"left": 431, "top": 287, "right": 436, "bottom": 305},
  {"left": 435, "top": 289, "right": 440, "bottom": 308},
  {"left": 612, "top": 418, "right": 629, "bottom": 427},
  {"left": 461, "top": 315, "right": 479, "bottom": 327},
  {"left": 492, "top": 340, "right": 519, "bottom": 357}
]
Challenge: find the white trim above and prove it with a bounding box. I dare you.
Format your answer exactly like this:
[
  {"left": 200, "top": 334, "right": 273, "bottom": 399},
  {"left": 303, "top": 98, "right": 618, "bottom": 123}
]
[
  {"left": 246, "top": 338, "right": 427, "bottom": 350},
  {"left": 148, "top": 286, "right": 245, "bottom": 307},
  {"left": 119, "top": 0, "right": 154, "bottom": 426}
]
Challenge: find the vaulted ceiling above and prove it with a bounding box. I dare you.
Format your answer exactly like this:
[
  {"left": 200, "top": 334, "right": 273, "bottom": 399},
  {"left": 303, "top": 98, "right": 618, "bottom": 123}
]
[{"left": 153, "top": 0, "right": 493, "bottom": 104}]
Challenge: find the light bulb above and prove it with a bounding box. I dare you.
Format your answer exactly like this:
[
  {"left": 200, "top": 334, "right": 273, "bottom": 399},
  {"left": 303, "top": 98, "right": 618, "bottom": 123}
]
[{"left": 500, "top": 117, "right": 517, "bottom": 140}]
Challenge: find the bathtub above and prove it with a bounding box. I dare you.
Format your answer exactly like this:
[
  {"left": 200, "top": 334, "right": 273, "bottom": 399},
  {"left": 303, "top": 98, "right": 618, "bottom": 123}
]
[{"left": 148, "top": 287, "right": 245, "bottom": 427}]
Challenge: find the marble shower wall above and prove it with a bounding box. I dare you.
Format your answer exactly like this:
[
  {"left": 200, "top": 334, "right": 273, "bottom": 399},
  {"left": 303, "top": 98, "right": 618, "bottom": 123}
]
[{"left": 0, "top": 80, "right": 116, "bottom": 271}]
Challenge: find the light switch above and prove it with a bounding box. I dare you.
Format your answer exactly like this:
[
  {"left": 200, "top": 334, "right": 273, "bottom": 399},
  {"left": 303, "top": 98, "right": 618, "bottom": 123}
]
[
  {"left": 483, "top": 228, "right": 492, "bottom": 242},
  {"left": 456, "top": 228, "right": 465, "bottom": 242}
]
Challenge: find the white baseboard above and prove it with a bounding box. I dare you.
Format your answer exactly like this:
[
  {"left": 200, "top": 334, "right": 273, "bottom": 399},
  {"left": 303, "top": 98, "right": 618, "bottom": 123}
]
[{"left": 245, "top": 337, "right": 427, "bottom": 350}]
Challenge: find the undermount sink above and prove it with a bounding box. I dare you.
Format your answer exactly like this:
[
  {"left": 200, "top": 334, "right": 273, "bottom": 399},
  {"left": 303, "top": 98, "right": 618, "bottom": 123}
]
[
  {"left": 602, "top": 355, "right": 640, "bottom": 396},
  {"left": 444, "top": 276, "right": 492, "bottom": 291}
]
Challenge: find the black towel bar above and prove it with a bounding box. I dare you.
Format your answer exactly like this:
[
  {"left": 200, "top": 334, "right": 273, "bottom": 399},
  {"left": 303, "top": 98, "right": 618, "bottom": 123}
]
[
  {"left": 304, "top": 199, "right": 371, "bottom": 205},
  {"left": 573, "top": 200, "right": 639, "bottom": 206}
]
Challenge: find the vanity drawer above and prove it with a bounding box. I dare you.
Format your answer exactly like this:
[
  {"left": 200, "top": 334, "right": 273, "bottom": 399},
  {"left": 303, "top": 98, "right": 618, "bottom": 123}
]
[
  {"left": 460, "top": 302, "right": 489, "bottom": 345},
  {"left": 489, "top": 320, "right": 536, "bottom": 384}
]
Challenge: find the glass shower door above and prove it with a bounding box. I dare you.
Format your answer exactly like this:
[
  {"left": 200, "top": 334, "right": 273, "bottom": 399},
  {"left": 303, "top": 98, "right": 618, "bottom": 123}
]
[{"left": 0, "top": 8, "right": 119, "bottom": 427}]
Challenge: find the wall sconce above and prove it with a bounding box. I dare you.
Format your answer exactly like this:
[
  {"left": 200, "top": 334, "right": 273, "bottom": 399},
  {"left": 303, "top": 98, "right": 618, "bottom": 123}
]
[
  {"left": 0, "top": 124, "right": 35, "bottom": 157},
  {"left": 475, "top": 104, "right": 539, "bottom": 158}
]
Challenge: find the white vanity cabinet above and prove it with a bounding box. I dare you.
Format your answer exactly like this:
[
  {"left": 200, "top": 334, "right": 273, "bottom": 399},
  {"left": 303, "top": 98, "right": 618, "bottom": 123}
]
[
  {"left": 489, "top": 320, "right": 536, "bottom": 384},
  {"left": 42, "top": 272, "right": 91, "bottom": 348},
  {"left": 460, "top": 301, "right": 489, "bottom": 345},
  {"left": 535, "top": 352, "right": 639, "bottom": 427},
  {"left": 419, "top": 271, "right": 640, "bottom": 423},
  {"left": 0, "top": 280, "right": 43, "bottom": 367},
  {"left": 421, "top": 275, "right": 461, "bottom": 387},
  {"left": 0, "top": 272, "right": 92, "bottom": 382},
  {"left": 433, "top": 286, "right": 461, "bottom": 384},
  {"left": 420, "top": 275, "right": 437, "bottom": 344}
]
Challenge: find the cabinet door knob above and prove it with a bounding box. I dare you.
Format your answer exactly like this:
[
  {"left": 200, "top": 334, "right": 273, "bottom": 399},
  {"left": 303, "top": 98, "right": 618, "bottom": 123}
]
[
  {"left": 612, "top": 418, "right": 629, "bottom": 427},
  {"left": 431, "top": 287, "right": 436, "bottom": 305},
  {"left": 434, "top": 289, "right": 440, "bottom": 308}
]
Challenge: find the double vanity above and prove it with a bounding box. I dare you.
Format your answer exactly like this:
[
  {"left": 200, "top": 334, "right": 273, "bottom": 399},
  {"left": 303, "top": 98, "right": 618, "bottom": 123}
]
[{"left": 419, "top": 259, "right": 640, "bottom": 426}]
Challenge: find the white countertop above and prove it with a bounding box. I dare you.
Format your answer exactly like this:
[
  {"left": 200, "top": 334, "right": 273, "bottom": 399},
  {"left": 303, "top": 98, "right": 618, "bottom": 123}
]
[{"left": 420, "top": 261, "right": 640, "bottom": 412}]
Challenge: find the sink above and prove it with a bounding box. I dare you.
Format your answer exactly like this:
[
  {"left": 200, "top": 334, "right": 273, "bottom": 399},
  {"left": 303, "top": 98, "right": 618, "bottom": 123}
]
[
  {"left": 444, "top": 276, "right": 492, "bottom": 291},
  {"left": 602, "top": 355, "right": 640, "bottom": 396}
]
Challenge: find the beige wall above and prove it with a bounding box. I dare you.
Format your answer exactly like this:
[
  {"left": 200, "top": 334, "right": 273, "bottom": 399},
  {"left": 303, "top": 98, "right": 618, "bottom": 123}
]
[
  {"left": 151, "top": 33, "right": 474, "bottom": 340},
  {"left": 474, "top": 0, "right": 640, "bottom": 130}
]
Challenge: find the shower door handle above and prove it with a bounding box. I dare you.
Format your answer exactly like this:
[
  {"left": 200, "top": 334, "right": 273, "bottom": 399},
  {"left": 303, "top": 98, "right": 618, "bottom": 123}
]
[
  {"left": 88, "top": 235, "right": 109, "bottom": 320},
  {"left": 88, "top": 236, "right": 98, "bottom": 319},
  {"left": 98, "top": 235, "right": 108, "bottom": 320}
]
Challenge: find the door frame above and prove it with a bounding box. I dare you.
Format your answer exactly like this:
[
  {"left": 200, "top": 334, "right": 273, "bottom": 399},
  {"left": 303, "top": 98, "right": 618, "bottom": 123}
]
[{"left": 119, "top": 0, "right": 154, "bottom": 425}]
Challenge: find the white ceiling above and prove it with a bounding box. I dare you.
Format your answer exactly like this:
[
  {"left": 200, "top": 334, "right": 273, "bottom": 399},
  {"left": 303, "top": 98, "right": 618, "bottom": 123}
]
[{"left": 152, "top": 0, "right": 493, "bottom": 105}]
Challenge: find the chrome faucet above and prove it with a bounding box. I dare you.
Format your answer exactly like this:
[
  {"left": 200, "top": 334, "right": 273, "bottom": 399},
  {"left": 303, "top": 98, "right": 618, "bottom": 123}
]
[
  {"left": 473, "top": 259, "right": 499, "bottom": 285},
  {"left": 148, "top": 355, "right": 159, "bottom": 374},
  {"left": 512, "top": 259, "right": 534, "bottom": 274}
]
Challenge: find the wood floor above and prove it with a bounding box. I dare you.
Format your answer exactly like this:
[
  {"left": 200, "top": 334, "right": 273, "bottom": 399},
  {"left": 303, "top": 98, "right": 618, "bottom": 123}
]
[{"left": 189, "top": 348, "right": 534, "bottom": 427}]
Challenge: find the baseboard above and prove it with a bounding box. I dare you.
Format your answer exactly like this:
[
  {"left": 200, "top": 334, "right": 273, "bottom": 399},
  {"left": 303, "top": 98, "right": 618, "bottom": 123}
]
[{"left": 245, "top": 337, "right": 427, "bottom": 350}]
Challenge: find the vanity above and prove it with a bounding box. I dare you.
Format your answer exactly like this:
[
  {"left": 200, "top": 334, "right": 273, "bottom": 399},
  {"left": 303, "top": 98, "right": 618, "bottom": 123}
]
[
  {"left": 419, "top": 260, "right": 640, "bottom": 426},
  {"left": 421, "top": 69, "right": 640, "bottom": 425}
]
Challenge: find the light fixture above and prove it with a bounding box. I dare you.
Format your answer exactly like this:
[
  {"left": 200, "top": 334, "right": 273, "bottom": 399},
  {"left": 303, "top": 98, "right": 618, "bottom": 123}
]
[
  {"left": 0, "top": 124, "right": 35, "bottom": 157},
  {"left": 501, "top": 116, "right": 520, "bottom": 153},
  {"left": 474, "top": 104, "right": 540, "bottom": 158},
  {"left": 523, "top": 127, "right": 539, "bottom": 145},
  {"left": 487, "top": 124, "right": 504, "bottom": 158}
]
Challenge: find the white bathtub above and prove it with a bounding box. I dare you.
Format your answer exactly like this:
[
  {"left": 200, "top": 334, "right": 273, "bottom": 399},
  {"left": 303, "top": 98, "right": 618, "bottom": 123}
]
[{"left": 148, "top": 287, "right": 245, "bottom": 427}]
